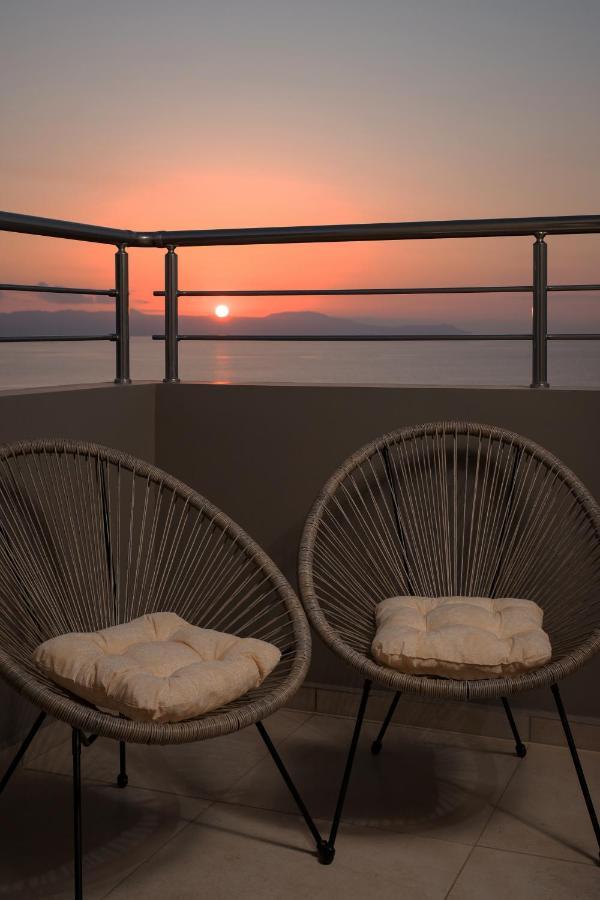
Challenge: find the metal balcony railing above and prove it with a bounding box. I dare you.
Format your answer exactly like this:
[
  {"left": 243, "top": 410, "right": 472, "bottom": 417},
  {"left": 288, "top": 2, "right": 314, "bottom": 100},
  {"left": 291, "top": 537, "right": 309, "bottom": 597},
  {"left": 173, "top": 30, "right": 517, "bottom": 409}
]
[
  {"left": 0, "top": 239, "right": 131, "bottom": 385},
  {"left": 1, "top": 210, "right": 599, "bottom": 388}
]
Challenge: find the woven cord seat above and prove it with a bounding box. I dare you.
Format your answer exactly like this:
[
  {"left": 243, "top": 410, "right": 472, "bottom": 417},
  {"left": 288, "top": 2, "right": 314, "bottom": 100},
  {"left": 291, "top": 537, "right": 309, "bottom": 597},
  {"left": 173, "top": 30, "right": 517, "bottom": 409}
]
[
  {"left": 0, "top": 439, "right": 325, "bottom": 896},
  {"left": 299, "top": 421, "right": 600, "bottom": 863}
]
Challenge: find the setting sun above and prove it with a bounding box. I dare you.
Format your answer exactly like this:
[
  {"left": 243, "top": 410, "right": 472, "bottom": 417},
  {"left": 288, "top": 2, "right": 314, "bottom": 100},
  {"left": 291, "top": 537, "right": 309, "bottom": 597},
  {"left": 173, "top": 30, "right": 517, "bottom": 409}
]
[{"left": 214, "top": 304, "right": 230, "bottom": 318}]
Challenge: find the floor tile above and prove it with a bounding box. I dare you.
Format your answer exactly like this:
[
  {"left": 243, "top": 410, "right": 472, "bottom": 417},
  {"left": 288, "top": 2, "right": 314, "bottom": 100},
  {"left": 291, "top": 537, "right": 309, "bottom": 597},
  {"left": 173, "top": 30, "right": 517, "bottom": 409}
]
[
  {"left": 224, "top": 714, "right": 520, "bottom": 846},
  {"left": 9, "top": 707, "right": 599, "bottom": 899},
  {"left": 448, "top": 846, "right": 600, "bottom": 900},
  {"left": 105, "top": 802, "right": 469, "bottom": 900},
  {"left": 479, "top": 741, "right": 600, "bottom": 864},
  {"left": 0, "top": 768, "right": 210, "bottom": 900},
  {"left": 27, "top": 710, "right": 311, "bottom": 801}
]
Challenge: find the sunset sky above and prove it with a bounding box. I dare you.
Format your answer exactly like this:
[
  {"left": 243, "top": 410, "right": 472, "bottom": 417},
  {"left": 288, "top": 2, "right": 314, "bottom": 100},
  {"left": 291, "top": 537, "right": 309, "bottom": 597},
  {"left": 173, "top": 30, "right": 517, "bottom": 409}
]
[{"left": 1, "top": 0, "right": 599, "bottom": 332}]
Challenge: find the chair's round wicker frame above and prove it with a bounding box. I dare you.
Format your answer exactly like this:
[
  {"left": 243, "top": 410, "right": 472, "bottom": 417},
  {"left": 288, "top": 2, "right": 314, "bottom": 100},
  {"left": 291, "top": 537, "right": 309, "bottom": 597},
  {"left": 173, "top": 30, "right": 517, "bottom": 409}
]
[
  {"left": 0, "top": 439, "right": 311, "bottom": 745},
  {"left": 299, "top": 421, "right": 600, "bottom": 702}
]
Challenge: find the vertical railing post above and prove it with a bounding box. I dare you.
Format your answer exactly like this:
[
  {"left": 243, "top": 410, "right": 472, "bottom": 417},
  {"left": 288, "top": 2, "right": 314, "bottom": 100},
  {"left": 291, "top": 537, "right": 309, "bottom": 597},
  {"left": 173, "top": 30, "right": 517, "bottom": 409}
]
[
  {"left": 114, "top": 244, "right": 131, "bottom": 384},
  {"left": 531, "top": 233, "right": 549, "bottom": 388},
  {"left": 164, "top": 245, "right": 180, "bottom": 383}
]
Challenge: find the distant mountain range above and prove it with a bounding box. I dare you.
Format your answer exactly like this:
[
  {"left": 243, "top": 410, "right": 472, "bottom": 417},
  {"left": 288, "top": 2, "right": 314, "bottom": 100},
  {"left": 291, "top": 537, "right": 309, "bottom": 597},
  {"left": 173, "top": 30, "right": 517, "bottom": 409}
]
[{"left": 0, "top": 309, "right": 467, "bottom": 337}]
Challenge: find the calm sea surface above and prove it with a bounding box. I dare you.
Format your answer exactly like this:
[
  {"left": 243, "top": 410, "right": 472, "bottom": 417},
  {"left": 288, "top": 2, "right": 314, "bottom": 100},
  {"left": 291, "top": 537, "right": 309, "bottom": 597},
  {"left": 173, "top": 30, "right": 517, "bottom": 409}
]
[{"left": 0, "top": 337, "right": 598, "bottom": 391}]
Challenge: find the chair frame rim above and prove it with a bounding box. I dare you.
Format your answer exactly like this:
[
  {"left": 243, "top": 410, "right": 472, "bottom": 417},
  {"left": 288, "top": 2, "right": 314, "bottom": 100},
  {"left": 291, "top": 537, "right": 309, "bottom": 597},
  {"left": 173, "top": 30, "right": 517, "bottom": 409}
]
[
  {"left": 0, "top": 438, "right": 311, "bottom": 744},
  {"left": 299, "top": 420, "right": 600, "bottom": 701}
]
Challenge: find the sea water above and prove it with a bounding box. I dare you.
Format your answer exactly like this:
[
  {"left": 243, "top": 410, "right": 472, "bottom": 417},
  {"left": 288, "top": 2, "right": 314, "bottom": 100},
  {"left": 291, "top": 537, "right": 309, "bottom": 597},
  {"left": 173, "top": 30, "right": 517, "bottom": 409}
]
[{"left": 0, "top": 337, "right": 598, "bottom": 391}]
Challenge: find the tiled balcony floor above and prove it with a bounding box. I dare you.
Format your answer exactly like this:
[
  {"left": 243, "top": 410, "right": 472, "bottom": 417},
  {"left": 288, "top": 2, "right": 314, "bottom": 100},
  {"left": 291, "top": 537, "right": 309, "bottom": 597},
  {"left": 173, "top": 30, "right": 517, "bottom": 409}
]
[{"left": 1, "top": 709, "right": 599, "bottom": 898}]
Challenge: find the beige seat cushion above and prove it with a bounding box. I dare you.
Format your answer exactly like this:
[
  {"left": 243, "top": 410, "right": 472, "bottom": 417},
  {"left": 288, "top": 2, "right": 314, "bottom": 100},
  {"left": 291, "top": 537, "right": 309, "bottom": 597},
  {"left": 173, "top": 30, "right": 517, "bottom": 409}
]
[
  {"left": 371, "top": 596, "right": 551, "bottom": 679},
  {"left": 33, "top": 612, "right": 281, "bottom": 723}
]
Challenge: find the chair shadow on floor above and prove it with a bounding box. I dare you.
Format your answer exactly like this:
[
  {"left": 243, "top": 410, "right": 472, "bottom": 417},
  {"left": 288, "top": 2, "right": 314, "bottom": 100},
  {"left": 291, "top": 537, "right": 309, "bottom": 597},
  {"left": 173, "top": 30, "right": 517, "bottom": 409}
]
[
  {"left": 1, "top": 769, "right": 193, "bottom": 899},
  {"left": 195, "top": 818, "right": 317, "bottom": 857},
  {"left": 230, "top": 719, "right": 599, "bottom": 863},
  {"left": 3, "top": 728, "right": 596, "bottom": 898},
  {"left": 228, "top": 718, "right": 511, "bottom": 838}
]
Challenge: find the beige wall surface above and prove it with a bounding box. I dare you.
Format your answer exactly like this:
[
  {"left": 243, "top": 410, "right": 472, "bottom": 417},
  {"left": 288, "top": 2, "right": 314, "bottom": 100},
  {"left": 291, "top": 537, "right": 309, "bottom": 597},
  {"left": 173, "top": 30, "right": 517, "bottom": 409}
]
[{"left": 0, "top": 383, "right": 156, "bottom": 454}]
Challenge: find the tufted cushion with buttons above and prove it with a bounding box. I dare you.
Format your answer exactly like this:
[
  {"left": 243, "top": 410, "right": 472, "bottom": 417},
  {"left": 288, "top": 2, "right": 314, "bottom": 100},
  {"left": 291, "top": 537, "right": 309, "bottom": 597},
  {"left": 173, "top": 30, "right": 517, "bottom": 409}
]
[
  {"left": 33, "top": 612, "right": 281, "bottom": 723},
  {"left": 371, "top": 596, "right": 551, "bottom": 680}
]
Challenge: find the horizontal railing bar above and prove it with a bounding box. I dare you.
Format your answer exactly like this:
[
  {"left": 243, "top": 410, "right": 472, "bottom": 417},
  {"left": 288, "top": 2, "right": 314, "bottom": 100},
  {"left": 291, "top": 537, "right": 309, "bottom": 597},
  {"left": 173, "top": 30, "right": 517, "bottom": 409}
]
[
  {"left": 547, "top": 334, "right": 600, "bottom": 340},
  {"left": 2, "top": 211, "right": 600, "bottom": 247},
  {"left": 148, "top": 216, "right": 600, "bottom": 247},
  {"left": 0, "top": 211, "right": 139, "bottom": 246},
  {"left": 153, "top": 283, "right": 600, "bottom": 297},
  {"left": 0, "top": 283, "right": 116, "bottom": 296},
  {"left": 152, "top": 333, "right": 534, "bottom": 342},
  {"left": 548, "top": 284, "right": 600, "bottom": 292},
  {"left": 3, "top": 332, "right": 596, "bottom": 344},
  {"left": 0, "top": 334, "right": 117, "bottom": 343},
  {"left": 155, "top": 286, "right": 532, "bottom": 297}
]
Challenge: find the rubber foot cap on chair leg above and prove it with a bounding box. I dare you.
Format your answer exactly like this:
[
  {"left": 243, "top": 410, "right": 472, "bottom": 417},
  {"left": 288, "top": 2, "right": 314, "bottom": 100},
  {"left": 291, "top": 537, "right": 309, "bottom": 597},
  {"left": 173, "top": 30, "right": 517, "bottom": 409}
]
[
  {"left": 515, "top": 743, "right": 527, "bottom": 758},
  {"left": 371, "top": 741, "right": 382, "bottom": 756},
  {"left": 117, "top": 773, "right": 128, "bottom": 788},
  {"left": 317, "top": 842, "right": 335, "bottom": 865}
]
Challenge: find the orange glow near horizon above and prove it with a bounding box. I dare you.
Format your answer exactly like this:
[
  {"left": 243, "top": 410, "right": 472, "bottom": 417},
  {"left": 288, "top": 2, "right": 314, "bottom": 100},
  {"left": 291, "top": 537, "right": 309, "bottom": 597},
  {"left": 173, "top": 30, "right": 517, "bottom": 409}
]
[
  {"left": 2, "top": 2, "right": 600, "bottom": 334},
  {"left": 1, "top": 166, "right": 600, "bottom": 331},
  {"left": 2, "top": 224, "right": 599, "bottom": 333}
]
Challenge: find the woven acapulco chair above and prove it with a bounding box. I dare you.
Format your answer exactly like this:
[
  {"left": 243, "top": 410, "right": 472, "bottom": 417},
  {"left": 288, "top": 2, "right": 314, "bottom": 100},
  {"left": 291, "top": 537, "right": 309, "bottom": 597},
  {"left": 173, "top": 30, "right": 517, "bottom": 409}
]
[
  {"left": 299, "top": 421, "right": 600, "bottom": 864},
  {"left": 0, "top": 439, "right": 325, "bottom": 898}
]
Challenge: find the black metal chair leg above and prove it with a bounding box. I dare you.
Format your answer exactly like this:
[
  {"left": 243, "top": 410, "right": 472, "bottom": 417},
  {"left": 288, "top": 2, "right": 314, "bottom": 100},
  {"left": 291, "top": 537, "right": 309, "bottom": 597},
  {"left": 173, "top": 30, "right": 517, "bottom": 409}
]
[
  {"left": 371, "top": 691, "right": 401, "bottom": 755},
  {"left": 0, "top": 710, "right": 46, "bottom": 795},
  {"left": 321, "top": 679, "right": 372, "bottom": 864},
  {"left": 255, "top": 720, "right": 327, "bottom": 859},
  {"left": 72, "top": 729, "right": 83, "bottom": 900},
  {"left": 117, "top": 741, "right": 128, "bottom": 788},
  {"left": 501, "top": 697, "right": 527, "bottom": 758},
  {"left": 551, "top": 684, "right": 600, "bottom": 859}
]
